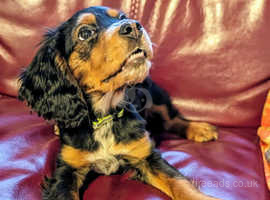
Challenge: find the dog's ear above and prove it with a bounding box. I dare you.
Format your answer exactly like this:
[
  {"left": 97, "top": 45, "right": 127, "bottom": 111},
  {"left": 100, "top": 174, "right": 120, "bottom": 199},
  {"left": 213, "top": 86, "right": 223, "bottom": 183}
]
[{"left": 18, "top": 29, "right": 89, "bottom": 128}]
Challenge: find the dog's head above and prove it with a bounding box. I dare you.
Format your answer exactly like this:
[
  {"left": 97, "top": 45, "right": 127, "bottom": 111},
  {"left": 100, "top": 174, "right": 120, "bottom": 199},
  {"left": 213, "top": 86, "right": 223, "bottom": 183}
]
[{"left": 18, "top": 6, "right": 153, "bottom": 128}]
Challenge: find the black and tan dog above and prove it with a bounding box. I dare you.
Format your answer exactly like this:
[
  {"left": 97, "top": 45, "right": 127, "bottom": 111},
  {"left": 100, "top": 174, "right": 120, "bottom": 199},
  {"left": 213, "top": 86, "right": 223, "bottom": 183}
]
[{"left": 18, "top": 6, "right": 219, "bottom": 200}]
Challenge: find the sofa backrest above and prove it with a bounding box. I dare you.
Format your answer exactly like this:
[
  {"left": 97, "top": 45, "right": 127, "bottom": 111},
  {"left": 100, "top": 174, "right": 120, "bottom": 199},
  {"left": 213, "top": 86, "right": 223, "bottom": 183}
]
[{"left": 0, "top": 0, "right": 269, "bottom": 127}]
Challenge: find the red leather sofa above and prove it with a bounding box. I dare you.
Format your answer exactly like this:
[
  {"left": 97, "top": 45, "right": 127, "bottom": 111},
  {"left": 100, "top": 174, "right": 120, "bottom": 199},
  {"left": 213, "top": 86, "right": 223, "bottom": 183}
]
[{"left": 0, "top": 1, "right": 269, "bottom": 200}]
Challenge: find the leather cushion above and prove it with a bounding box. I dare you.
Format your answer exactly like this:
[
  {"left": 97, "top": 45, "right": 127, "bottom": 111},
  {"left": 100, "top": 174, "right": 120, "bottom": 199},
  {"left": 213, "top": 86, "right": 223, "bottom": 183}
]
[
  {"left": 0, "top": 0, "right": 269, "bottom": 127},
  {"left": 0, "top": 96, "right": 268, "bottom": 200}
]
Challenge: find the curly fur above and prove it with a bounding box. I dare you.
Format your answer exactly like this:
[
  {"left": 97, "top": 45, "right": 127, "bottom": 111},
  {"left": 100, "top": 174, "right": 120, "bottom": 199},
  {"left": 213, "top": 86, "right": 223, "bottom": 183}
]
[
  {"left": 18, "top": 6, "right": 218, "bottom": 200},
  {"left": 18, "top": 26, "right": 89, "bottom": 129}
]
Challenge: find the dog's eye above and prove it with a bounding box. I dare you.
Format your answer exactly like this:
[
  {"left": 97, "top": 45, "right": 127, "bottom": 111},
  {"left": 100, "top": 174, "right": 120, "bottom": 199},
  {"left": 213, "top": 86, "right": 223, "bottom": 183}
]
[
  {"left": 119, "top": 13, "right": 127, "bottom": 20},
  {"left": 78, "top": 27, "right": 95, "bottom": 41}
]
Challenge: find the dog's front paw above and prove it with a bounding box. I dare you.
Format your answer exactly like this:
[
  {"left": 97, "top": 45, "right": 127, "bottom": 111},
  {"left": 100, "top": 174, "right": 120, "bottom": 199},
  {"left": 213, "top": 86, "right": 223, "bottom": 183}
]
[{"left": 186, "top": 122, "right": 218, "bottom": 142}]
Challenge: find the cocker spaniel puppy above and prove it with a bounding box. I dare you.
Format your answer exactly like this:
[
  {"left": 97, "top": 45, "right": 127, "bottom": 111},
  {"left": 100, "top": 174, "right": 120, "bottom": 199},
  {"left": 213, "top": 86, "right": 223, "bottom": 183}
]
[{"left": 18, "top": 6, "right": 218, "bottom": 200}]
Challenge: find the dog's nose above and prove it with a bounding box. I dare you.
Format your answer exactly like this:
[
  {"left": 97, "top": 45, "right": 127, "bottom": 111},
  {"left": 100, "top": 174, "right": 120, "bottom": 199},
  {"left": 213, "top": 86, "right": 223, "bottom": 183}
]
[{"left": 119, "top": 21, "right": 142, "bottom": 40}]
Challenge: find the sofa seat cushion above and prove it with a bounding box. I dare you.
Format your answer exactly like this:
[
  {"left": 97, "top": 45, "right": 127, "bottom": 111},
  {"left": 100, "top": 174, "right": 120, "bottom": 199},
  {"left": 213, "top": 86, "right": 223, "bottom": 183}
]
[{"left": 0, "top": 96, "right": 269, "bottom": 200}]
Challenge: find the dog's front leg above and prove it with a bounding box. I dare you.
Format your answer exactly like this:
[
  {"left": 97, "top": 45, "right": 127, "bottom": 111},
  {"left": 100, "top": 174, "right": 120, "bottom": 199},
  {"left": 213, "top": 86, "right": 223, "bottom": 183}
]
[
  {"left": 133, "top": 150, "right": 220, "bottom": 200},
  {"left": 42, "top": 163, "right": 90, "bottom": 200},
  {"left": 139, "top": 78, "right": 218, "bottom": 143}
]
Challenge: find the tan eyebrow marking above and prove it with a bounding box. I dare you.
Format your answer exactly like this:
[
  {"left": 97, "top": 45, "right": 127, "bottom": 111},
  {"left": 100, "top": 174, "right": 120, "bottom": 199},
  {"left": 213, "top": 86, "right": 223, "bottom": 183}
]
[
  {"left": 106, "top": 9, "right": 119, "bottom": 18},
  {"left": 77, "top": 13, "right": 96, "bottom": 25}
]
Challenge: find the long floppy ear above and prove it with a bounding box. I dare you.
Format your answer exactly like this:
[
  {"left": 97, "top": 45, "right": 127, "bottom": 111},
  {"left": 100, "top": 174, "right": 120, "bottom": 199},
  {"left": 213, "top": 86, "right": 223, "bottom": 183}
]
[{"left": 18, "top": 30, "right": 89, "bottom": 128}]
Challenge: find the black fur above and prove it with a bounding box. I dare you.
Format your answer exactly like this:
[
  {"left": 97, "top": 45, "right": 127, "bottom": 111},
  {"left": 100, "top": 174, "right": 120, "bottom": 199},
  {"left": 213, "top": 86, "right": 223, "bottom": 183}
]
[
  {"left": 18, "top": 27, "right": 89, "bottom": 129},
  {"left": 112, "top": 104, "right": 146, "bottom": 144},
  {"left": 18, "top": 6, "right": 215, "bottom": 200}
]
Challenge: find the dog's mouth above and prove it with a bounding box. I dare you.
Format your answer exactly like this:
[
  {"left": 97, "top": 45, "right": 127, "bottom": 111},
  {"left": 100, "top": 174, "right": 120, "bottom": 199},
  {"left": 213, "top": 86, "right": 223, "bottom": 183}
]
[
  {"left": 122, "top": 48, "right": 147, "bottom": 69},
  {"left": 102, "top": 48, "right": 148, "bottom": 83}
]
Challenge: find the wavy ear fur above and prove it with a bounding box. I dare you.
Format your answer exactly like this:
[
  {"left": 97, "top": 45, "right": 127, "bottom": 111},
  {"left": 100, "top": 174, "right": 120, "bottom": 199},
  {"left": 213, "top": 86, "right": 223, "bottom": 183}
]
[{"left": 18, "top": 30, "right": 89, "bottom": 128}]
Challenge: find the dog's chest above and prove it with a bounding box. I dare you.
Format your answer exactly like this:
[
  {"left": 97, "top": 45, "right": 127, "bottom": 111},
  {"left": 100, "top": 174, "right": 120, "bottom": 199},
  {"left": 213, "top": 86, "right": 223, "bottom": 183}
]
[{"left": 90, "top": 121, "right": 120, "bottom": 175}]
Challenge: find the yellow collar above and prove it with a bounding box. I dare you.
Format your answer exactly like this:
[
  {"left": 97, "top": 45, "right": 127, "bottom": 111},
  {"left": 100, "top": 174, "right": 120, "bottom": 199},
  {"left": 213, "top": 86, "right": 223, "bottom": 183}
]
[{"left": 92, "top": 109, "right": 124, "bottom": 130}]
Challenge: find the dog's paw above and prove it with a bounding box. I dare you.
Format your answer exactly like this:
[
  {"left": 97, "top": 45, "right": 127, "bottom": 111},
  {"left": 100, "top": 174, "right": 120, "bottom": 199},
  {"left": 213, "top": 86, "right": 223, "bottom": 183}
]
[{"left": 186, "top": 122, "right": 218, "bottom": 142}]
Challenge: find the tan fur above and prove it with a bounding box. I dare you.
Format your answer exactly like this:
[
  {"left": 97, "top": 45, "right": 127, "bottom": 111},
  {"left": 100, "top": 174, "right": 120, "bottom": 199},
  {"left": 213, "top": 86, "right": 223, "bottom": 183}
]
[
  {"left": 71, "top": 168, "right": 90, "bottom": 200},
  {"left": 186, "top": 122, "right": 218, "bottom": 142},
  {"left": 71, "top": 191, "right": 80, "bottom": 200},
  {"left": 112, "top": 132, "right": 152, "bottom": 163},
  {"left": 71, "top": 13, "right": 96, "bottom": 43},
  {"left": 133, "top": 157, "right": 204, "bottom": 199},
  {"left": 148, "top": 105, "right": 218, "bottom": 142},
  {"left": 69, "top": 16, "right": 152, "bottom": 94},
  {"left": 61, "top": 145, "right": 91, "bottom": 169},
  {"left": 77, "top": 13, "right": 96, "bottom": 25},
  {"left": 54, "top": 53, "right": 87, "bottom": 104},
  {"left": 61, "top": 119, "right": 152, "bottom": 174},
  {"left": 134, "top": 164, "right": 219, "bottom": 200},
  {"left": 139, "top": 166, "right": 174, "bottom": 198},
  {"left": 106, "top": 9, "right": 119, "bottom": 18},
  {"left": 168, "top": 178, "right": 219, "bottom": 200}
]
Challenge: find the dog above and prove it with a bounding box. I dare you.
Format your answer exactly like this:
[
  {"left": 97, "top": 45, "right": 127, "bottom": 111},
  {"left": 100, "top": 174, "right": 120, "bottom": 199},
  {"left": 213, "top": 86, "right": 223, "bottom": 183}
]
[{"left": 18, "top": 6, "right": 219, "bottom": 200}]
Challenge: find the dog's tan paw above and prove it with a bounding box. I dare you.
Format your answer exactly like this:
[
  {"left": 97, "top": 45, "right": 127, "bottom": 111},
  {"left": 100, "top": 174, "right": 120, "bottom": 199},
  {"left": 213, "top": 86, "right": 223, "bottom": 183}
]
[{"left": 186, "top": 122, "right": 218, "bottom": 142}]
